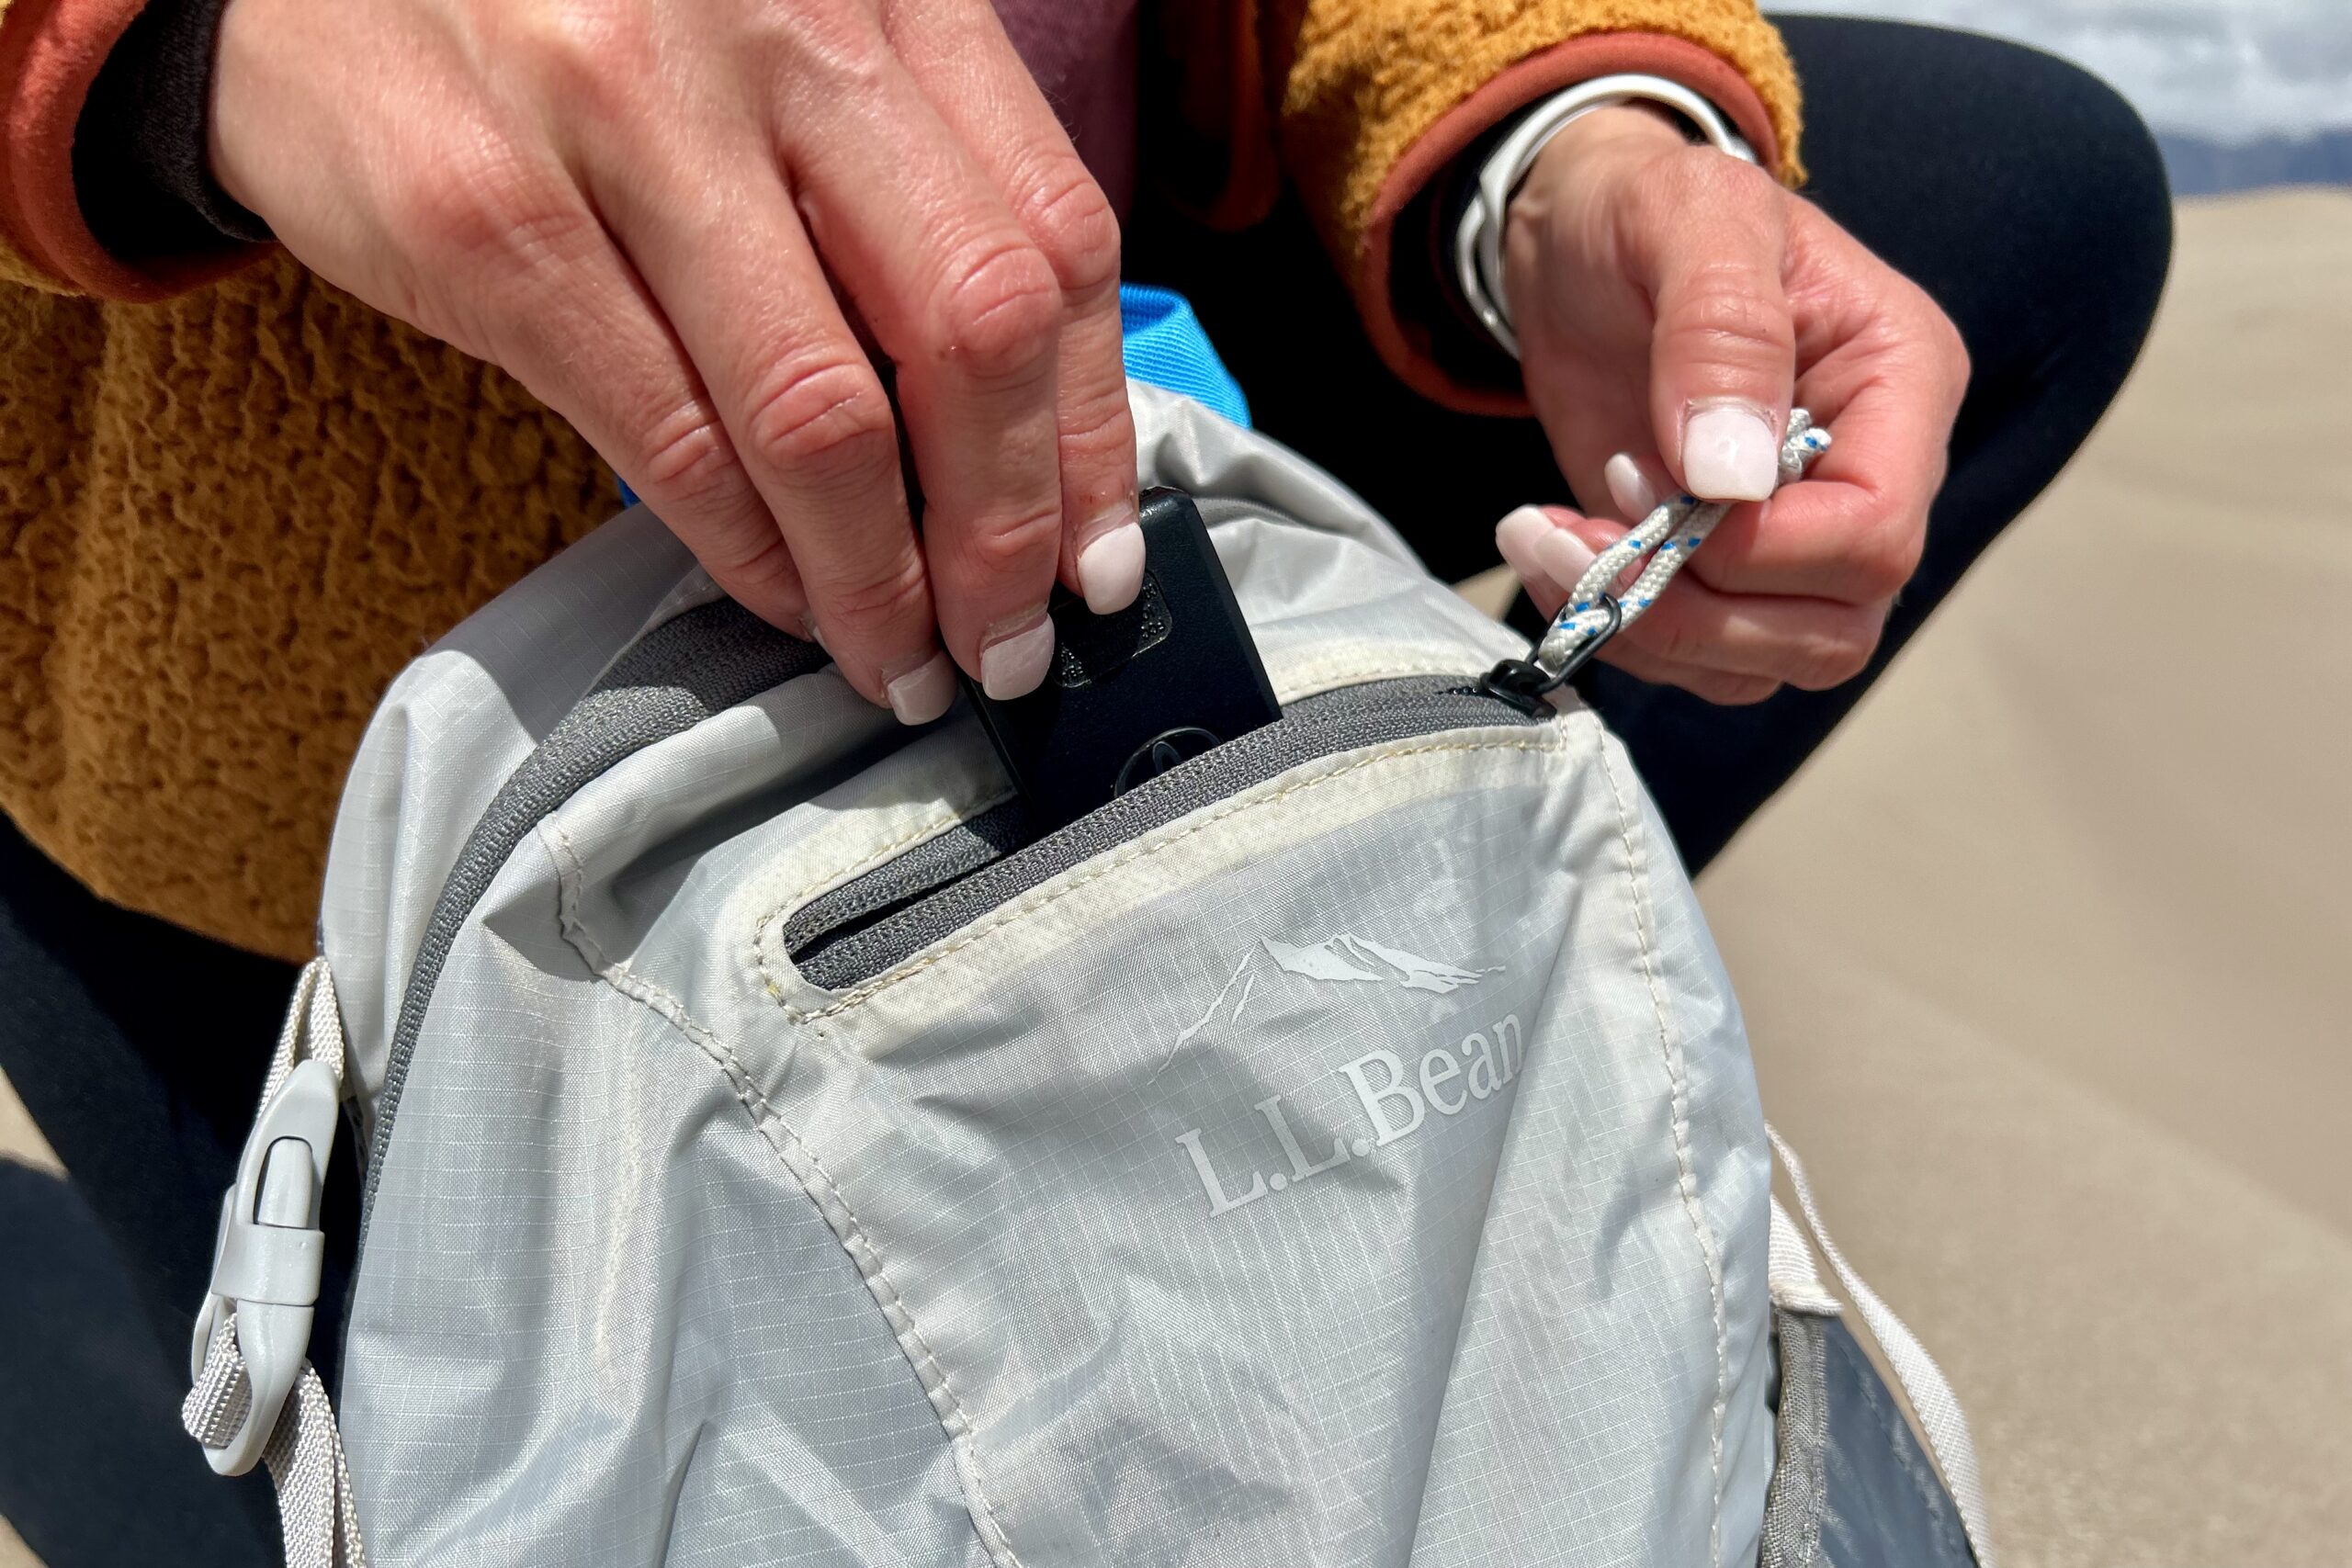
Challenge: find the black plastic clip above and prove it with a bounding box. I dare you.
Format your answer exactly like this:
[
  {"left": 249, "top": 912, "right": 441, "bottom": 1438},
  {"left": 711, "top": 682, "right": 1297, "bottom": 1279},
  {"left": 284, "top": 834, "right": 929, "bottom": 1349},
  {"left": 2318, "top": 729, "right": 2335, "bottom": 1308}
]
[{"left": 1476, "top": 593, "right": 1623, "bottom": 715}]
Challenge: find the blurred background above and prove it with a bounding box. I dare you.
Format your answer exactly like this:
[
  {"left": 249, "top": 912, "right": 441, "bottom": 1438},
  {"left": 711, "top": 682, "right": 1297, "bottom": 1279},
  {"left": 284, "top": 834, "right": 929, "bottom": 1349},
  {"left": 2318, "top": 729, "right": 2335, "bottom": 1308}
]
[
  {"left": 6, "top": 6, "right": 2346, "bottom": 1565},
  {"left": 1700, "top": 2, "right": 2352, "bottom": 1563}
]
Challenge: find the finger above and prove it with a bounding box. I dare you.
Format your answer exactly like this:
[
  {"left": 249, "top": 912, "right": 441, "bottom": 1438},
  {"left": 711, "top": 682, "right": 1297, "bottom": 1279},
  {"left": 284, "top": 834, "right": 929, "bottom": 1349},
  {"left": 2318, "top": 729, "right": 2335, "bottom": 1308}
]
[
  {"left": 781, "top": 60, "right": 1067, "bottom": 697},
  {"left": 887, "top": 0, "right": 1142, "bottom": 612},
  {"left": 442, "top": 161, "right": 820, "bottom": 644},
  {"left": 1495, "top": 503, "right": 1613, "bottom": 611},
  {"left": 1597, "top": 639, "right": 1784, "bottom": 706},
  {"left": 1686, "top": 211, "right": 1963, "bottom": 605},
  {"left": 1611, "top": 570, "right": 1889, "bottom": 691},
  {"left": 1604, "top": 452, "right": 1674, "bottom": 521},
  {"left": 1493, "top": 503, "right": 1884, "bottom": 690},
  {"left": 1521, "top": 352, "right": 1653, "bottom": 523},
  {"left": 588, "top": 141, "right": 957, "bottom": 721},
  {"left": 1623, "top": 150, "right": 1796, "bottom": 503}
]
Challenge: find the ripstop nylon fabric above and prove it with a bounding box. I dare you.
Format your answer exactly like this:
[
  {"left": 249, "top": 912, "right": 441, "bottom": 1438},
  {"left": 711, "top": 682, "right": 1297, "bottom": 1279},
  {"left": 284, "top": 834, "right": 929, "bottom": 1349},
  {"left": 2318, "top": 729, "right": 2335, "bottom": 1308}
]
[
  {"left": 197, "top": 379, "right": 1993, "bottom": 1567},
  {"left": 310, "top": 383, "right": 1776, "bottom": 1565}
]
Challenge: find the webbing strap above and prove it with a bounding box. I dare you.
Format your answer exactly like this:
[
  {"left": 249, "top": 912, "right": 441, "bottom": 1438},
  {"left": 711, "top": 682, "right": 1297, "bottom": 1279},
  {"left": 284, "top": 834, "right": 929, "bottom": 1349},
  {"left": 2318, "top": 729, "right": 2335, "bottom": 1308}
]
[
  {"left": 186, "top": 1318, "right": 368, "bottom": 1566},
  {"left": 1769, "top": 1126, "right": 1998, "bottom": 1568},
  {"left": 185, "top": 955, "right": 368, "bottom": 1567}
]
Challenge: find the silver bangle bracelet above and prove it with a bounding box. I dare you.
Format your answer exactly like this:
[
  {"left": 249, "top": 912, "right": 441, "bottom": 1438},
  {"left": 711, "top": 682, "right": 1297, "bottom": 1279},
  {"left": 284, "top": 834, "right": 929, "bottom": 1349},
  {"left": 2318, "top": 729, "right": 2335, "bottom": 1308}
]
[{"left": 1453, "top": 73, "right": 1758, "bottom": 359}]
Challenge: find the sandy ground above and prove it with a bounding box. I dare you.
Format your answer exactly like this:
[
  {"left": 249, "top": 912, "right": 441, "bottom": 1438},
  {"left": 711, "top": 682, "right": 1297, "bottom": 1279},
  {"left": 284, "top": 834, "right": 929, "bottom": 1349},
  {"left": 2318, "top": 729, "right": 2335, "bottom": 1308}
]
[
  {"left": 4, "top": 189, "right": 2344, "bottom": 1566},
  {"left": 1701, "top": 188, "right": 2352, "bottom": 1566}
]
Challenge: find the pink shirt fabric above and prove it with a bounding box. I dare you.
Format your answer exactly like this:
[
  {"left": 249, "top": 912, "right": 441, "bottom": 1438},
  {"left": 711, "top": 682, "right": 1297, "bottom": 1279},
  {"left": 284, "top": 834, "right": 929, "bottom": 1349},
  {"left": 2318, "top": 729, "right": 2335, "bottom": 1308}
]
[{"left": 995, "top": 0, "right": 1144, "bottom": 213}]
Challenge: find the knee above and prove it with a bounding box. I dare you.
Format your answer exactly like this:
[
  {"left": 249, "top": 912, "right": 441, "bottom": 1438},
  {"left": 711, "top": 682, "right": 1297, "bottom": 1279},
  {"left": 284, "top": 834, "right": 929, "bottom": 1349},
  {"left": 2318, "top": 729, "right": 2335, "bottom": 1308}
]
[
  {"left": 1946, "top": 29, "right": 2174, "bottom": 332},
  {"left": 2007, "top": 41, "right": 2172, "bottom": 319},
  {"left": 1786, "top": 17, "right": 2175, "bottom": 347}
]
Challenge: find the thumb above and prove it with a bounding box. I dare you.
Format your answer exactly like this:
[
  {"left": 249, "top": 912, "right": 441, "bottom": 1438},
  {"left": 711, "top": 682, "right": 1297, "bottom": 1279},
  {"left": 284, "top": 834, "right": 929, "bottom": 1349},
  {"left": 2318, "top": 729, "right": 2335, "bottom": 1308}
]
[{"left": 1638, "top": 163, "right": 1796, "bottom": 502}]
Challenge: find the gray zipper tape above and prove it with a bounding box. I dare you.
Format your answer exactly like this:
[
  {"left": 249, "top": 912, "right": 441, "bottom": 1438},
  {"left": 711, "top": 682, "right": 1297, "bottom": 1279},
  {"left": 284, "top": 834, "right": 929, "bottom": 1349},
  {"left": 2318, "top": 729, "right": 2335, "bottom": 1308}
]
[
  {"left": 357, "top": 599, "right": 828, "bottom": 1246},
  {"left": 792, "top": 676, "right": 1536, "bottom": 990}
]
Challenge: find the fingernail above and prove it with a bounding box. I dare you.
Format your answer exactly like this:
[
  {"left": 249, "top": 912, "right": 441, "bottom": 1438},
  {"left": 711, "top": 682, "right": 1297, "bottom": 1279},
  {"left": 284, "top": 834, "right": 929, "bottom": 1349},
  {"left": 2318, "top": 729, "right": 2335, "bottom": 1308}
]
[
  {"left": 1076, "top": 509, "right": 1145, "bottom": 614},
  {"left": 1494, "top": 503, "right": 1553, "bottom": 576},
  {"left": 1682, "top": 403, "right": 1780, "bottom": 502},
  {"left": 1605, "top": 453, "right": 1661, "bottom": 519},
  {"left": 1533, "top": 526, "right": 1598, "bottom": 590},
  {"left": 884, "top": 650, "right": 956, "bottom": 726},
  {"left": 979, "top": 614, "right": 1056, "bottom": 700}
]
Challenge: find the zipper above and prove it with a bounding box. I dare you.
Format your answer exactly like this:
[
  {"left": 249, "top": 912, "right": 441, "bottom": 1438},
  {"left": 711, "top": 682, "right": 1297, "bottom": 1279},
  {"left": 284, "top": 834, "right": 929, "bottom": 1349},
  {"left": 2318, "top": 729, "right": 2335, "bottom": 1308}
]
[{"left": 789, "top": 674, "right": 1542, "bottom": 991}]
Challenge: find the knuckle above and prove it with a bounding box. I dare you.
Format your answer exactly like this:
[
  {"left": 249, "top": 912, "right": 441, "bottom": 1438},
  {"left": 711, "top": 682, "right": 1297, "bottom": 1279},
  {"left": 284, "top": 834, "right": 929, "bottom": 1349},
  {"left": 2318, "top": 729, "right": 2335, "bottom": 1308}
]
[
  {"left": 1701, "top": 673, "right": 1781, "bottom": 705},
  {"left": 714, "top": 531, "right": 801, "bottom": 599},
  {"left": 1650, "top": 144, "right": 1780, "bottom": 225},
  {"left": 508, "top": 4, "right": 650, "bottom": 127},
  {"left": 632, "top": 403, "right": 739, "bottom": 500},
  {"left": 1931, "top": 308, "right": 1973, "bottom": 404},
  {"left": 1642, "top": 609, "right": 1717, "bottom": 672},
  {"left": 753, "top": 6, "right": 888, "bottom": 102},
  {"left": 1786, "top": 623, "right": 1879, "bottom": 691},
  {"left": 928, "top": 241, "right": 1061, "bottom": 380},
  {"left": 817, "top": 547, "right": 931, "bottom": 633},
  {"left": 741, "top": 355, "right": 896, "bottom": 479},
  {"left": 959, "top": 502, "right": 1062, "bottom": 578},
  {"left": 1023, "top": 163, "right": 1122, "bottom": 297},
  {"left": 1662, "top": 261, "right": 1795, "bottom": 365},
  {"left": 394, "top": 145, "right": 592, "bottom": 277},
  {"left": 1850, "top": 512, "right": 1927, "bottom": 601},
  {"left": 1057, "top": 378, "right": 1136, "bottom": 463}
]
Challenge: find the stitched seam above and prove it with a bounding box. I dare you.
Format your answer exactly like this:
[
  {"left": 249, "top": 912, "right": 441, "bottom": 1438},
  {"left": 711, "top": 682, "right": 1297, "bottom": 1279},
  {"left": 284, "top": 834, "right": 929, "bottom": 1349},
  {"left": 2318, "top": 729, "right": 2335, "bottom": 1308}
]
[
  {"left": 748, "top": 793, "right": 1016, "bottom": 996},
  {"left": 1597, "top": 738, "right": 1729, "bottom": 1566},
  {"left": 749, "top": 661, "right": 1505, "bottom": 995},
  {"left": 544, "top": 820, "right": 1027, "bottom": 1568},
  {"left": 757, "top": 733, "right": 1564, "bottom": 1021},
  {"left": 1272, "top": 652, "right": 1498, "bottom": 695}
]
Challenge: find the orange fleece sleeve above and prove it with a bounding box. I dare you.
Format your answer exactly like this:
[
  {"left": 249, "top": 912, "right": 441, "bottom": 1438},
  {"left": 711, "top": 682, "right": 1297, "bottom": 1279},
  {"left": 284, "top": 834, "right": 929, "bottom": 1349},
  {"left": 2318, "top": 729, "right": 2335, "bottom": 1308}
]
[
  {"left": 1269, "top": 0, "right": 1803, "bottom": 412},
  {"left": 0, "top": 0, "right": 257, "bottom": 297}
]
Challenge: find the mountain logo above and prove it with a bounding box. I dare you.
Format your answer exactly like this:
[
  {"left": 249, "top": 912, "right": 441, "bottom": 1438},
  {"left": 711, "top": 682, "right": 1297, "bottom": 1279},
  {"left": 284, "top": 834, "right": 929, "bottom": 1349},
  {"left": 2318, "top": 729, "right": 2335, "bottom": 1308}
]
[
  {"left": 1164, "top": 934, "right": 1521, "bottom": 1219},
  {"left": 1166, "top": 933, "right": 1504, "bottom": 1066},
  {"left": 1261, "top": 934, "right": 1498, "bottom": 994}
]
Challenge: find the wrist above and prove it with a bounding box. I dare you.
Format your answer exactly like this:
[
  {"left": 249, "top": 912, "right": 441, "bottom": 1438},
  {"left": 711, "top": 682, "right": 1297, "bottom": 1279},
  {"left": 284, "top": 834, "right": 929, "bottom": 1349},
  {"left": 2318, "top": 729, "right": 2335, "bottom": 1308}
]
[
  {"left": 1534, "top": 101, "right": 1690, "bottom": 168},
  {"left": 1450, "top": 80, "right": 1755, "bottom": 361},
  {"left": 1506, "top": 104, "right": 1683, "bottom": 240}
]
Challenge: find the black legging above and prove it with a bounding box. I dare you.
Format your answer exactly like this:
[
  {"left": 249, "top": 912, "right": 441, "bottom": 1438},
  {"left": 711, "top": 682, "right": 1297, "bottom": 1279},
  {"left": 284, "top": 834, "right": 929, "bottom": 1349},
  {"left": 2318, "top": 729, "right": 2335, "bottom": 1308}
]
[
  {"left": 0, "top": 18, "right": 2168, "bottom": 1563},
  {"left": 1134, "top": 16, "right": 2173, "bottom": 871}
]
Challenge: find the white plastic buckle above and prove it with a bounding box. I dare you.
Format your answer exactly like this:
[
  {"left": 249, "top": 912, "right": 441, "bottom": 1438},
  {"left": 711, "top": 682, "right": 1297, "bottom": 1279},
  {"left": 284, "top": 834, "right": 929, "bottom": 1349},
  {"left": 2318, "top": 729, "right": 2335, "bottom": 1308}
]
[{"left": 189, "top": 1056, "right": 337, "bottom": 1476}]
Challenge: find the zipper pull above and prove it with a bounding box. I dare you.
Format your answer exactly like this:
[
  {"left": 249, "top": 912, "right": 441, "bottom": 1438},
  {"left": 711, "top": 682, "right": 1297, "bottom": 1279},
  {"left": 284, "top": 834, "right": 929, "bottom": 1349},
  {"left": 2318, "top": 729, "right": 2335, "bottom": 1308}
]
[{"left": 1480, "top": 410, "right": 1831, "bottom": 712}]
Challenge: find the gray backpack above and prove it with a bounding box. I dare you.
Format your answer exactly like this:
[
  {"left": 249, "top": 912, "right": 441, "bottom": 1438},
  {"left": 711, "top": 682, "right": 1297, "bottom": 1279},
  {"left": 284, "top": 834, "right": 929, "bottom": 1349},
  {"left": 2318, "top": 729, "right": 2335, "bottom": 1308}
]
[{"left": 185, "top": 384, "right": 1995, "bottom": 1568}]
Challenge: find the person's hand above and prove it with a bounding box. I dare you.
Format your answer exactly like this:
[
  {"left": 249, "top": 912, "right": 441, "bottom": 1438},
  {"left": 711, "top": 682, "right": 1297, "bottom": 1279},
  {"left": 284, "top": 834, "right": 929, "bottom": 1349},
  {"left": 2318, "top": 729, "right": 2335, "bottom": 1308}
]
[
  {"left": 209, "top": 0, "right": 1139, "bottom": 722},
  {"left": 1491, "top": 105, "right": 1968, "bottom": 704}
]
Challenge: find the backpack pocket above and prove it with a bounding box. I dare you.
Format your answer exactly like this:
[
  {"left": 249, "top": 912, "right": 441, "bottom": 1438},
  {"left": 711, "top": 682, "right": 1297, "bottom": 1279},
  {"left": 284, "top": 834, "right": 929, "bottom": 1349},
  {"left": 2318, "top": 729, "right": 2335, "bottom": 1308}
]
[
  {"left": 713, "top": 695, "right": 1767, "bottom": 1568},
  {"left": 777, "top": 674, "right": 1543, "bottom": 991}
]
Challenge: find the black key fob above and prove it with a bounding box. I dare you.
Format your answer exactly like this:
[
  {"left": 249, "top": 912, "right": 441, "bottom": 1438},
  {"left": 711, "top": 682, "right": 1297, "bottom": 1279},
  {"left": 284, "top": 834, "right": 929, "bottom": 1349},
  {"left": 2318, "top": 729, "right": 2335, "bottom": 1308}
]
[{"left": 963, "top": 487, "right": 1282, "bottom": 833}]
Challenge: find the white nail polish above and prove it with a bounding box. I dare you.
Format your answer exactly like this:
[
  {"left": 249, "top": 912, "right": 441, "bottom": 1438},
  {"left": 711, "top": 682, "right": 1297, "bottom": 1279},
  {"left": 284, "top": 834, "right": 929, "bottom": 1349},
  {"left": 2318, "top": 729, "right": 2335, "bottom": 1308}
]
[
  {"left": 1534, "top": 527, "right": 1598, "bottom": 591},
  {"left": 1682, "top": 403, "right": 1780, "bottom": 502},
  {"left": 1605, "top": 453, "right": 1661, "bottom": 519},
  {"left": 979, "top": 615, "right": 1057, "bottom": 700},
  {"left": 885, "top": 651, "right": 956, "bottom": 726},
  {"left": 1494, "top": 504, "right": 1554, "bottom": 573},
  {"left": 1076, "top": 516, "right": 1145, "bottom": 614}
]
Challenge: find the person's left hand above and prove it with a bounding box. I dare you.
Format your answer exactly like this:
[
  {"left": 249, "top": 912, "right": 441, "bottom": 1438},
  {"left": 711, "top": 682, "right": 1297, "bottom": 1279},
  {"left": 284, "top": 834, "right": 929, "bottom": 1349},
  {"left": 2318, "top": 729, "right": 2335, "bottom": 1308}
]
[{"left": 1491, "top": 104, "right": 1970, "bottom": 705}]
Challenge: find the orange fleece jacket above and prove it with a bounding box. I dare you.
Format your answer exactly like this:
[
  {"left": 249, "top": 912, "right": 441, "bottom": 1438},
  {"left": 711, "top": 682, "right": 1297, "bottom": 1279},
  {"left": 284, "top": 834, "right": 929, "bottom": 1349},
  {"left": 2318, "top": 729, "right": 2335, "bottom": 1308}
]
[{"left": 0, "top": 0, "right": 1798, "bottom": 959}]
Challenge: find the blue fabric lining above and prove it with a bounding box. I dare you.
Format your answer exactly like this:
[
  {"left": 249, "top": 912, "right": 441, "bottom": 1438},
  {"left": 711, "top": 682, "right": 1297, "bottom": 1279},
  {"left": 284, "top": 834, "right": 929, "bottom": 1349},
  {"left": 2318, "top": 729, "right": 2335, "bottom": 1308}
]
[{"left": 1116, "top": 283, "right": 1250, "bottom": 429}]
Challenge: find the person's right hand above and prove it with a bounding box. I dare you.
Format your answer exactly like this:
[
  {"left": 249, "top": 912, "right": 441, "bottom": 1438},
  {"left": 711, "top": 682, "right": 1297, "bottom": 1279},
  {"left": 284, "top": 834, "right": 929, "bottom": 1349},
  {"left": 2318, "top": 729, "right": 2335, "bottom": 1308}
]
[{"left": 209, "top": 0, "right": 1139, "bottom": 722}]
